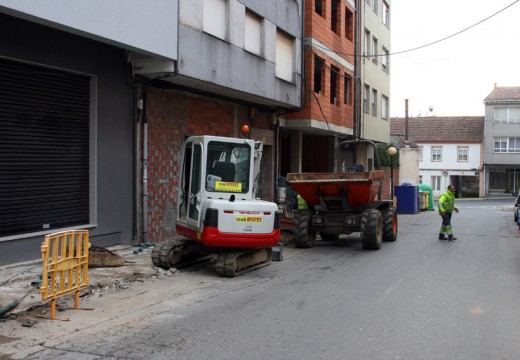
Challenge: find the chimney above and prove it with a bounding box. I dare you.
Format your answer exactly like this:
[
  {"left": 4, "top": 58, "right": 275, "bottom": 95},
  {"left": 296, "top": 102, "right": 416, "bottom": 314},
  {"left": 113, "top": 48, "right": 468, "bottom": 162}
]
[{"left": 404, "top": 99, "right": 410, "bottom": 147}]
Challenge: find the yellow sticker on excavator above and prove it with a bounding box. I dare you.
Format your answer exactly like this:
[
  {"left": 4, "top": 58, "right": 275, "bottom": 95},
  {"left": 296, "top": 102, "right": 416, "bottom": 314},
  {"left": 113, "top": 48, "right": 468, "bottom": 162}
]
[
  {"left": 236, "top": 216, "right": 262, "bottom": 223},
  {"left": 215, "top": 181, "right": 242, "bottom": 192}
]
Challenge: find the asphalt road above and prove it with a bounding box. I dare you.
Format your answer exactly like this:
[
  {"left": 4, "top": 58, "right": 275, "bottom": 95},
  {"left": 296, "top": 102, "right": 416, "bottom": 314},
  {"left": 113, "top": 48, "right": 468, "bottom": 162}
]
[{"left": 8, "top": 198, "right": 520, "bottom": 359}]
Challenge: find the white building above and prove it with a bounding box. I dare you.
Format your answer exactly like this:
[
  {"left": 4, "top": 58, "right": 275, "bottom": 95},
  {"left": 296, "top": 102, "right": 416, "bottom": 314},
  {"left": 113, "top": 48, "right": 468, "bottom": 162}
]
[{"left": 391, "top": 116, "right": 484, "bottom": 198}]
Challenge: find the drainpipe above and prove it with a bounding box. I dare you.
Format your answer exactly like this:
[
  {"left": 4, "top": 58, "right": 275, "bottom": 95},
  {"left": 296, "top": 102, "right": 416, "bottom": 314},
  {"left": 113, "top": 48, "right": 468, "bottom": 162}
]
[
  {"left": 353, "top": 0, "right": 361, "bottom": 140},
  {"left": 142, "top": 88, "right": 148, "bottom": 244}
]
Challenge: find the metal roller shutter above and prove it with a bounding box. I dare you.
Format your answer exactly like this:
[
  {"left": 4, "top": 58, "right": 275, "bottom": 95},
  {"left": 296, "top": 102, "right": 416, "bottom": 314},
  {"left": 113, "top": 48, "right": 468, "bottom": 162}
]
[{"left": 0, "top": 58, "right": 90, "bottom": 237}]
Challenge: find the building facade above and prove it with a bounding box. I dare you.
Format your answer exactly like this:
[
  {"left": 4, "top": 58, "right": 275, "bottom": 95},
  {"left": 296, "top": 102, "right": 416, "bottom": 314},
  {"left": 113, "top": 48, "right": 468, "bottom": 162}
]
[
  {"left": 391, "top": 117, "right": 484, "bottom": 198},
  {"left": 483, "top": 86, "right": 520, "bottom": 195},
  {"left": 0, "top": 0, "right": 304, "bottom": 264}
]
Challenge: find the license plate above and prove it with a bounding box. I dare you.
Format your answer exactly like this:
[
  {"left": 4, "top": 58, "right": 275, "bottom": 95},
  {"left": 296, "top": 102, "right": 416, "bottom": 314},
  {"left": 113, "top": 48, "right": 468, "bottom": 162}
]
[{"left": 236, "top": 216, "right": 262, "bottom": 223}]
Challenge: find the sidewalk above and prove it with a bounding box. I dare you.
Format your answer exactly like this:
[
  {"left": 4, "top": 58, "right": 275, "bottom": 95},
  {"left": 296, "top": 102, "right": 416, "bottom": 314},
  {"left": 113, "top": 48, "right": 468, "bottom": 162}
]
[{"left": 0, "top": 245, "right": 174, "bottom": 321}]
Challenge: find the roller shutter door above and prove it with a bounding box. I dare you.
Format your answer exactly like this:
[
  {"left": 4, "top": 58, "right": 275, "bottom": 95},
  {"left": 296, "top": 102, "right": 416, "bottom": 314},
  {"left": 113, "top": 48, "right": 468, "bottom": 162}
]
[{"left": 0, "top": 58, "right": 90, "bottom": 237}]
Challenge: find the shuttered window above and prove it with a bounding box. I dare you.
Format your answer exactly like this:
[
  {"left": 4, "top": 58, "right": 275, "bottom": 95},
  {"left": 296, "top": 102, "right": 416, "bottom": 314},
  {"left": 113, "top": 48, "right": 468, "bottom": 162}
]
[
  {"left": 245, "top": 11, "right": 262, "bottom": 56},
  {"left": 276, "top": 30, "right": 294, "bottom": 83},
  {"left": 203, "top": 0, "right": 227, "bottom": 40},
  {"left": 0, "top": 58, "right": 90, "bottom": 237}
]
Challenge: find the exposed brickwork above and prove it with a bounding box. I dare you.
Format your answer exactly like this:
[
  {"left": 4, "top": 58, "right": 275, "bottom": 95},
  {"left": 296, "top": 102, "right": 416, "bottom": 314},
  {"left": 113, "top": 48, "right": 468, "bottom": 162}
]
[
  {"left": 144, "top": 87, "right": 272, "bottom": 242},
  {"left": 285, "top": 0, "right": 355, "bottom": 131}
]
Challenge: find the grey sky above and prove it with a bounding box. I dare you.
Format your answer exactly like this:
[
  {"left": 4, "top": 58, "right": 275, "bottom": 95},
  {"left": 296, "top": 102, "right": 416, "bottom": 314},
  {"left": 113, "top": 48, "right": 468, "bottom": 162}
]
[{"left": 390, "top": 0, "right": 520, "bottom": 117}]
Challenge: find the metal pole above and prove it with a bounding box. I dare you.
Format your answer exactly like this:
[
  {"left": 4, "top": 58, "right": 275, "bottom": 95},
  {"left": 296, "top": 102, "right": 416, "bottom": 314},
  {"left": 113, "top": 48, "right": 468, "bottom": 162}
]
[{"left": 390, "top": 157, "right": 394, "bottom": 200}]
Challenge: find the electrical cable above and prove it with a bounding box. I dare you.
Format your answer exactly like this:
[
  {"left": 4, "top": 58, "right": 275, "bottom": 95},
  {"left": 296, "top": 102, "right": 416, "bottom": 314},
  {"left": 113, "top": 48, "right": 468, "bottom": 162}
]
[{"left": 308, "top": 0, "right": 520, "bottom": 58}]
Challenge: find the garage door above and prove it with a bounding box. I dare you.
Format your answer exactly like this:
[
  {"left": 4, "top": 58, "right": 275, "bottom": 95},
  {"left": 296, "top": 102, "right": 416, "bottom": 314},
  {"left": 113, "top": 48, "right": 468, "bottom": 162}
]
[{"left": 0, "top": 58, "right": 90, "bottom": 237}]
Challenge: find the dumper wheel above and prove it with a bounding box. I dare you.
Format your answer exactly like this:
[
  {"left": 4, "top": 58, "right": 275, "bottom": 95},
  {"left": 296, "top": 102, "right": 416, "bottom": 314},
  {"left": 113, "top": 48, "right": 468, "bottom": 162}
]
[
  {"left": 360, "top": 209, "right": 383, "bottom": 250},
  {"left": 293, "top": 210, "right": 316, "bottom": 248},
  {"left": 382, "top": 207, "right": 398, "bottom": 242}
]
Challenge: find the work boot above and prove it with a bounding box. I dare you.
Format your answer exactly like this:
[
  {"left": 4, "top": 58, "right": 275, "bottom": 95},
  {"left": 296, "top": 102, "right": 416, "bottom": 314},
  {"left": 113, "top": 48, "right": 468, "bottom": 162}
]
[
  {"left": 438, "top": 233, "right": 447, "bottom": 240},
  {"left": 448, "top": 235, "right": 457, "bottom": 241}
]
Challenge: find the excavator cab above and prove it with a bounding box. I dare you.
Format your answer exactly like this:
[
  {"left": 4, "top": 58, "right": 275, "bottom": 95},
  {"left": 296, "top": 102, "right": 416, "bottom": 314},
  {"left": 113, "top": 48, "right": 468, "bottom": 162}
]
[{"left": 176, "top": 135, "right": 279, "bottom": 249}]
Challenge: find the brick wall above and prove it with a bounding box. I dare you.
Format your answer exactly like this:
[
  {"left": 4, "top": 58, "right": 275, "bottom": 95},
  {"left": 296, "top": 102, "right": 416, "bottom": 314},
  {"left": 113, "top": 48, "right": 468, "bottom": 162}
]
[{"left": 144, "top": 87, "right": 272, "bottom": 242}]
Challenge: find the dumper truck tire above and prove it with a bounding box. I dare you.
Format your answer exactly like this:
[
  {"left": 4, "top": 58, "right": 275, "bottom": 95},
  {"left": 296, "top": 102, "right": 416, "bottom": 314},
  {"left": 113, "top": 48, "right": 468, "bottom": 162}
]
[
  {"left": 360, "top": 209, "right": 383, "bottom": 250},
  {"left": 382, "top": 207, "right": 398, "bottom": 242},
  {"left": 293, "top": 210, "right": 316, "bottom": 248}
]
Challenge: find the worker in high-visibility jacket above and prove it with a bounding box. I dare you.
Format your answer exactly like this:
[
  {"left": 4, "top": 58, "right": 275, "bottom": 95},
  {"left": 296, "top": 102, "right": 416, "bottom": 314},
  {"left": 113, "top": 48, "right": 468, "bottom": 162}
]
[
  {"left": 438, "top": 184, "right": 459, "bottom": 241},
  {"left": 297, "top": 194, "right": 308, "bottom": 210}
]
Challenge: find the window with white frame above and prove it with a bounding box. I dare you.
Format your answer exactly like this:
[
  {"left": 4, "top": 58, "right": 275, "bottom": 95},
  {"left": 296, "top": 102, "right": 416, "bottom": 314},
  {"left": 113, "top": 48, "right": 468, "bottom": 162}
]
[
  {"left": 245, "top": 10, "right": 262, "bottom": 56},
  {"left": 371, "top": 88, "right": 377, "bottom": 116},
  {"left": 457, "top": 146, "right": 469, "bottom": 161},
  {"left": 203, "top": 0, "right": 227, "bottom": 40},
  {"left": 494, "top": 137, "right": 520, "bottom": 153},
  {"left": 381, "top": 95, "right": 388, "bottom": 119},
  {"left": 432, "top": 146, "right": 442, "bottom": 161},
  {"left": 382, "top": 47, "right": 389, "bottom": 72},
  {"left": 364, "top": 29, "right": 371, "bottom": 59},
  {"left": 363, "top": 84, "right": 370, "bottom": 113},
  {"left": 276, "top": 30, "right": 294, "bottom": 83},
  {"left": 431, "top": 176, "right": 441, "bottom": 191},
  {"left": 494, "top": 107, "right": 520, "bottom": 123},
  {"left": 418, "top": 146, "right": 423, "bottom": 162},
  {"left": 383, "top": 1, "right": 390, "bottom": 27},
  {"left": 372, "top": 36, "right": 378, "bottom": 64}
]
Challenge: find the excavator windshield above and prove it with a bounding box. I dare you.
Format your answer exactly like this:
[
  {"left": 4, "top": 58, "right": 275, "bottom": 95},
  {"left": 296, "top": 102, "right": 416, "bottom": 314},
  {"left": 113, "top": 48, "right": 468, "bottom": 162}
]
[{"left": 206, "top": 141, "right": 251, "bottom": 193}]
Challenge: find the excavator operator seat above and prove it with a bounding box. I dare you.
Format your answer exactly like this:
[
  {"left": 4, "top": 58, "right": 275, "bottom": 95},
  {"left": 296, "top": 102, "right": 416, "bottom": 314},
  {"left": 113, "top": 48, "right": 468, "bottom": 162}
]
[{"left": 212, "top": 161, "right": 236, "bottom": 182}]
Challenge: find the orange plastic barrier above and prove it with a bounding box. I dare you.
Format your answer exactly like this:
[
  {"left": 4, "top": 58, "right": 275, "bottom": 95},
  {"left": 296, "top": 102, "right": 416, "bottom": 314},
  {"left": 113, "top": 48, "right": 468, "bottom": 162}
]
[{"left": 40, "top": 230, "right": 92, "bottom": 320}]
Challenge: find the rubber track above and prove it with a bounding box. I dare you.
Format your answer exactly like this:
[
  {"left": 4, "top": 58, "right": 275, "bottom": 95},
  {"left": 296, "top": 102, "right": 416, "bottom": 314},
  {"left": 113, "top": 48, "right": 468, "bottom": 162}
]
[
  {"left": 215, "top": 248, "right": 272, "bottom": 277},
  {"left": 151, "top": 239, "right": 189, "bottom": 269}
]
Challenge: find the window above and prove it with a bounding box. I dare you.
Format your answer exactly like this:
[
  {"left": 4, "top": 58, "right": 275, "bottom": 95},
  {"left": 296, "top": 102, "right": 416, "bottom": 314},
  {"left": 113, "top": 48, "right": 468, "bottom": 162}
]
[
  {"left": 419, "top": 175, "right": 423, "bottom": 184},
  {"left": 363, "top": 84, "right": 370, "bottom": 113},
  {"left": 382, "top": 47, "right": 389, "bottom": 72},
  {"left": 432, "top": 146, "right": 442, "bottom": 161},
  {"left": 345, "top": 7, "right": 354, "bottom": 41},
  {"left": 494, "top": 137, "right": 520, "bottom": 153},
  {"left": 276, "top": 30, "right": 294, "bottom": 82},
  {"left": 331, "top": 0, "right": 340, "bottom": 34},
  {"left": 372, "top": 0, "right": 378, "bottom": 14},
  {"left": 381, "top": 95, "right": 389, "bottom": 119},
  {"left": 383, "top": 1, "right": 390, "bottom": 27},
  {"left": 431, "top": 176, "right": 441, "bottom": 191},
  {"left": 330, "top": 65, "right": 339, "bottom": 105},
  {"left": 371, "top": 88, "right": 377, "bottom": 115},
  {"left": 315, "top": 0, "right": 323, "bottom": 16},
  {"left": 457, "top": 146, "right": 469, "bottom": 162},
  {"left": 364, "top": 29, "right": 371, "bottom": 59},
  {"left": 344, "top": 74, "right": 352, "bottom": 105},
  {"left": 203, "top": 0, "right": 227, "bottom": 40},
  {"left": 418, "top": 146, "right": 423, "bottom": 162},
  {"left": 314, "top": 54, "right": 324, "bottom": 93},
  {"left": 494, "top": 107, "right": 520, "bottom": 123},
  {"left": 372, "top": 37, "right": 378, "bottom": 64},
  {"left": 245, "top": 11, "right": 262, "bottom": 56}
]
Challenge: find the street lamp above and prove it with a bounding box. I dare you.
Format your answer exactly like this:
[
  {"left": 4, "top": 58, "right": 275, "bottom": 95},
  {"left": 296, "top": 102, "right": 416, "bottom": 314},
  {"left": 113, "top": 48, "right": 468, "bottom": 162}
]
[{"left": 387, "top": 146, "right": 397, "bottom": 200}]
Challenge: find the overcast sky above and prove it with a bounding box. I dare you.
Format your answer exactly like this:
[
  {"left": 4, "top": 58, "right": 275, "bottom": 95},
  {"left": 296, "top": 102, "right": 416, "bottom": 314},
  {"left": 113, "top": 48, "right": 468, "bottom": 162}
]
[{"left": 390, "top": 0, "right": 520, "bottom": 118}]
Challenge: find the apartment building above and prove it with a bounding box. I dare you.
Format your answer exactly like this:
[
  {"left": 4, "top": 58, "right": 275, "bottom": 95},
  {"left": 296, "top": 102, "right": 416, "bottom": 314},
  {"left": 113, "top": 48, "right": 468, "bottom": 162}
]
[
  {"left": 483, "top": 86, "right": 520, "bottom": 195},
  {"left": 281, "top": 0, "right": 391, "bottom": 176},
  {"left": 0, "top": 0, "right": 303, "bottom": 263}
]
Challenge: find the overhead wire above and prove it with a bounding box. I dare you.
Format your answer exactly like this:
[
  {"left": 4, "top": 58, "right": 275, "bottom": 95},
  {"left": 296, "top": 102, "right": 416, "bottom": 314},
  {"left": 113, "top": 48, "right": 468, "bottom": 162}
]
[{"left": 308, "top": 0, "right": 520, "bottom": 58}]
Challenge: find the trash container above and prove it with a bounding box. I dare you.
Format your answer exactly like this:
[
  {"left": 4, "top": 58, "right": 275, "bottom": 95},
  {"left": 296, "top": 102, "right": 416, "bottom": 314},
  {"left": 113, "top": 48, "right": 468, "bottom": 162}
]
[
  {"left": 395, "top": 185, "right": 419, "bottom": 214},
  {"left": 418, "top": 191, "right": 427, "bottom": 211}
]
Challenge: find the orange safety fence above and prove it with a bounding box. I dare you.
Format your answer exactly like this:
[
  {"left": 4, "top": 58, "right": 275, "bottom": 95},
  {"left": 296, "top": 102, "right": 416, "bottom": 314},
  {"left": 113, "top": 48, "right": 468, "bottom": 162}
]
[{"left": 39, "top": 230, "right": 93, "bottom": 321}]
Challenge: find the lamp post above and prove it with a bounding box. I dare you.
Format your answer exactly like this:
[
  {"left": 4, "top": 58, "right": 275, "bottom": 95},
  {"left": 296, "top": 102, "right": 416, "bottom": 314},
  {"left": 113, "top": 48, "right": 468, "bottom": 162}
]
[{"left": 387, "top": 146, "right": 397, "bottom": 200}]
